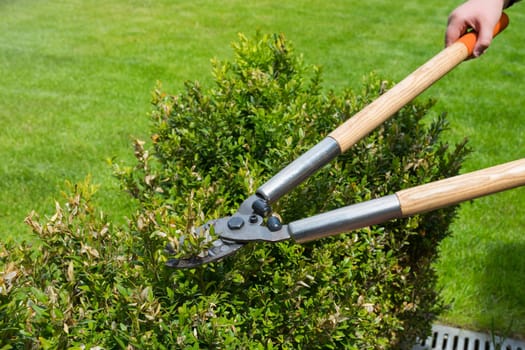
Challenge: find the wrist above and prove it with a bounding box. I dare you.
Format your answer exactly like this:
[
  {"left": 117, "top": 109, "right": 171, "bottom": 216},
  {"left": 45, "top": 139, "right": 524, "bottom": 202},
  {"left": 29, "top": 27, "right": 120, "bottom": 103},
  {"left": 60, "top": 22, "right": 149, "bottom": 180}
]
[{"left": 505, "top": 0, "right": 521, "bottom": 8}]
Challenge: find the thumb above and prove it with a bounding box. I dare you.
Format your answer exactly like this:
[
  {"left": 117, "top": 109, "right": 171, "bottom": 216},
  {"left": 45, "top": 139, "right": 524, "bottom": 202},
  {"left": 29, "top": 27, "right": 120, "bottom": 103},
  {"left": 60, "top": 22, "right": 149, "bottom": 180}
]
[{"left": 445, "top": 15, "right": 468, "bottom": 47}]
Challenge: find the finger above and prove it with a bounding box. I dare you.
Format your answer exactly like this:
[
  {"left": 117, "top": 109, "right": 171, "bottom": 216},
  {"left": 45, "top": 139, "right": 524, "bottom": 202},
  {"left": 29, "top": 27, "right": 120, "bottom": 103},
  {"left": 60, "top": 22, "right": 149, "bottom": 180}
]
[
  {"left": 445, "top": 16, "right": 468, "bottom": 47},
  {"left": 473, "top": 26, "right": 494, "bottom": 56},
  {"left": 445, "top": 27, "right": 463, "bottom": 47}
]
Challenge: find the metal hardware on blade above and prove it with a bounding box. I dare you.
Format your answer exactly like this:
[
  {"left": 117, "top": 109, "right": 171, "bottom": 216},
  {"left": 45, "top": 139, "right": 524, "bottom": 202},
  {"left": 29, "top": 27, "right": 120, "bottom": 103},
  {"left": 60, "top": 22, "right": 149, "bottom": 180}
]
[
  {"left": 218, "top": 214, "right": 290, "bottom": 242},
  {"left": 227, "top": 216, "right": 245, "bottom": 230},
  {"left": 266, "top": 216, "right": 283, "bottom": 232},
  {"left": 237, "top": 195, "right": 263, "bottom": 215},
  {"left": 251, "top": 198, "right": 272, "bottom": 217},
  {"left": 288, "top": 195, "right": 402, "bottom": 243},
  {"left": 256, "top": 137, "right": 341, "bottom": 204}
]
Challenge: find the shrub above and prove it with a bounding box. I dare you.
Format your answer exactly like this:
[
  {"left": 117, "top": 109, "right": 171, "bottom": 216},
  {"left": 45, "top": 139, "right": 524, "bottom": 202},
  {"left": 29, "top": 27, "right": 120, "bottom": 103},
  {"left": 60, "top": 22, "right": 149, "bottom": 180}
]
[{"left": 0, "top": 33, "right": 469, "bottom": 349}]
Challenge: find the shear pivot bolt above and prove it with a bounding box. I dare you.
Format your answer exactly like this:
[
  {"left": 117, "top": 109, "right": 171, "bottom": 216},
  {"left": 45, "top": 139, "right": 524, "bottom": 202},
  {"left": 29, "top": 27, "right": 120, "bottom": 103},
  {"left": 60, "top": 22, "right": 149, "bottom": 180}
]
[
  {"left": 252, "top": 199, "right": 271, "bottom": 217},
  {"left": 249, "top": 214, "right": 259, "bottom": 224},
  {"left": 267, "top": 216, "right": 282, "bottom": 232},
  {"left": 227, "top": 216, "right": 245, "bottom": 230}
]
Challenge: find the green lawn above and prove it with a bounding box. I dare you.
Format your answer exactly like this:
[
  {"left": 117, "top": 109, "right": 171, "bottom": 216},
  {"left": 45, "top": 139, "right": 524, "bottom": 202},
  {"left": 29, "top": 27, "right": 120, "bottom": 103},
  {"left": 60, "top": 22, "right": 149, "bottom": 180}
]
[{"left": 1, "top": 0, "right": 524, "bottom": 337}]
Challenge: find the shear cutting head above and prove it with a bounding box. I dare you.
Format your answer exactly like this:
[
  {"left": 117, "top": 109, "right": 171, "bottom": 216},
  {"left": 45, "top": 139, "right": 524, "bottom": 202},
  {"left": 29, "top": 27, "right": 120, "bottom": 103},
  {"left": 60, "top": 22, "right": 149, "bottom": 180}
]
[
  {"left": 165, "top": 195, "right": 290, "bottom": 268},
  {"left": 165, "top": 236, "right": 244, "bottom": 269}
]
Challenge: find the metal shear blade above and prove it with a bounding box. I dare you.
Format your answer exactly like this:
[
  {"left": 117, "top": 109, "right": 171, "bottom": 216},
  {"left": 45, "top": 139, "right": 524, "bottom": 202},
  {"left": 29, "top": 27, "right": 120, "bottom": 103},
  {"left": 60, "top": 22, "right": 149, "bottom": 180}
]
[{"left": 165, "top": 238, "right": 245, "bottom": 269}]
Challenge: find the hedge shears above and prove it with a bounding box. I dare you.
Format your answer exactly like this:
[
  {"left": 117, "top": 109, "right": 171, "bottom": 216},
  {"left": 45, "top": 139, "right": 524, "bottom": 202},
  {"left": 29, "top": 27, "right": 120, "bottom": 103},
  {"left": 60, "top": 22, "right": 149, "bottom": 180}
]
[{"left": 167, "top": 14, "right": 525, "bottom": 269}]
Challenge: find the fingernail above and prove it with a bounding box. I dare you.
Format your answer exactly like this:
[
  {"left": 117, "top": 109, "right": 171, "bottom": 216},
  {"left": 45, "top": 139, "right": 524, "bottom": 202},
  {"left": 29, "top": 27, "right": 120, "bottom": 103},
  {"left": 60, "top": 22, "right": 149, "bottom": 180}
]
[{"left": 474, "top": 48, "right": 487, "bottom": 57}]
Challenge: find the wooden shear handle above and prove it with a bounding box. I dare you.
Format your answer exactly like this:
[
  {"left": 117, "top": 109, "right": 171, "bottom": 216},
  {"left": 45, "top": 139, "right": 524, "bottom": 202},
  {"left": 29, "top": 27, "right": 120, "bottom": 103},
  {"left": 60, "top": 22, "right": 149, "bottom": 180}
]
[{"left": 397, "top": 158, "right": 525, "bottom": 216}]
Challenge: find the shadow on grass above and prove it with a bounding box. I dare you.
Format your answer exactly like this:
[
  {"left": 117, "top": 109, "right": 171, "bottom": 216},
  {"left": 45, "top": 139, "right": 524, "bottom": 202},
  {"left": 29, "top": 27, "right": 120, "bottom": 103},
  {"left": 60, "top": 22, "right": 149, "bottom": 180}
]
[{"left": 477, "top": 241, "right": 525, "bottom": 339}]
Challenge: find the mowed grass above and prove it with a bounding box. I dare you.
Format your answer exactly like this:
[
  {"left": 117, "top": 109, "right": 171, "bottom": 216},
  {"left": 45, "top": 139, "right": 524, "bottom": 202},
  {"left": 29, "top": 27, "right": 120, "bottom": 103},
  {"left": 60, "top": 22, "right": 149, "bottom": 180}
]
[{"left": 1, "top": 0, "right": 524, "bottom": 336}]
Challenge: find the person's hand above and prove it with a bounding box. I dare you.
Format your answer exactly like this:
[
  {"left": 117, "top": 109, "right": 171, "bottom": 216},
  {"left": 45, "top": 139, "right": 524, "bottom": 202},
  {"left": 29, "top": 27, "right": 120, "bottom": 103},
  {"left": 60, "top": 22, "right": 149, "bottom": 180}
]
[{"left": 446, "top": 0, "right": 505, "bottom": 57}]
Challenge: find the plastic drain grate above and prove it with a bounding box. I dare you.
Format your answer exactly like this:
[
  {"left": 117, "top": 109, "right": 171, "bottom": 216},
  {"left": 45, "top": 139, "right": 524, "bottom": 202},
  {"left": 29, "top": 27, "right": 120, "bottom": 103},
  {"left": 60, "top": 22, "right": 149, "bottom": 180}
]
[{"left": 412, "top": 324, "right": 525, "bottom": 350}]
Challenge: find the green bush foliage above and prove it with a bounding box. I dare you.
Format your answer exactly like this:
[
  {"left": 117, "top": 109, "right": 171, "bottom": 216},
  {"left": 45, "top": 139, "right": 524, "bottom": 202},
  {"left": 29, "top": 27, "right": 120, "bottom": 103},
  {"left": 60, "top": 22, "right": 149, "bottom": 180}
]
[{"left": 0, "top": 33, "right": 470, "bottom": 349}]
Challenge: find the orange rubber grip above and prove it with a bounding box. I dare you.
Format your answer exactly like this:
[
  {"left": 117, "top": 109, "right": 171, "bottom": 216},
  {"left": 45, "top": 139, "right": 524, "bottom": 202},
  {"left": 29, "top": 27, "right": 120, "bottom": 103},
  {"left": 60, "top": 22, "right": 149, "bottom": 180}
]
[{"left": 458, "top": 13, "right": 509, "bottom": 56}]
